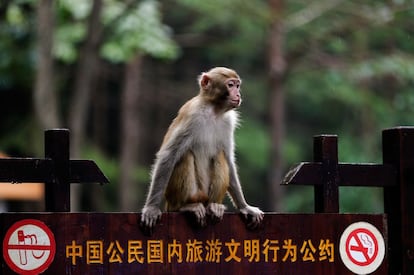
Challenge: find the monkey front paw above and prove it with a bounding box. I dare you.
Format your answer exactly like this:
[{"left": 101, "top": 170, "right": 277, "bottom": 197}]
[
  {"left": 206, "top": 203, "right": 226, "bottom": 223},
  {"left": 179, "top": 203, "right": 207, "bottom": 227},
  {"left": 239, "top": 205, "right": 264, "bottom": 230},
  {"left": 140, "top": 205, "right": 162, "bottom": 235}
]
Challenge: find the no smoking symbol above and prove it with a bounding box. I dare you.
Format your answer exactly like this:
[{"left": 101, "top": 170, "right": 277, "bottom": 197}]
[
  {"left": 346, "top": 228, "right": 378, "bottom": 266},
  {"left": 340, "top": 222, "right": 385, "bottom": 275},
  {"left": 3, "top": 219, "right": 56, "bottom": 275}
]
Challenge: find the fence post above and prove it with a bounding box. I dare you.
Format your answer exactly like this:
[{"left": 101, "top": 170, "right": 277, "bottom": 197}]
[
  {"left": 44, "top": 129, "right": 70, "bottom": 212},
  {"left": 383, "top": 127, "right": 414, "bottom": 275},
  {"left": 313, "top": 135, "right": 339, "bottom": 213}
]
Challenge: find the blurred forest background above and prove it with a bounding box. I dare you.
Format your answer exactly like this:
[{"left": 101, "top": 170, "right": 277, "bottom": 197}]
[{"left": 0, "top": 0, "right": 413, "bottom": 213}]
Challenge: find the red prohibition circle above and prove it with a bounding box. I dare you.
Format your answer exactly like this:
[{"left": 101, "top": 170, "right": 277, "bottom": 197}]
[
  {"left": 345, "top": 228, "right": 379, "bottom": 267},
  {"left": 2, "top": 219, "right": 56, "bottom": 275}
]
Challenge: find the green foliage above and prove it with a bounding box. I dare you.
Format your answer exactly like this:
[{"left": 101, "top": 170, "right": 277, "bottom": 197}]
[
  {"left": 175, "top": 0, "right": 269, "bottom": 62},
  {"left": 55, "top": 0, "right": 179, "bottom": 63},
  {"left": 54, "top": 23, "right": 86, "bottom": 62},
  {"left": 101, "top": 0, "right": 179, "bottom": 62},
  {"left": 236, "top": 117, "right": 271, "bottom": 172},
  {"left": 58, "top": 0, "right": 91, "bottom": 20},
  {"left": 177, "top": 0, "right": 269, "bottom": 31},
  {"left": 340, "top": 187, "right": 383, "bottom": 213},
  {"left": 6, "top": 4, "right": 25, "bottom": 25},
  {"left": 53, "top": 0, "right": 90, "bottom": 63},
  {"left": 0, "top": 2, "right": 34, "bottom": 89},
  {"left": 284, "top": 186, "right": 314, "bottom": 213},
  {"left": 279, "top": 0, "right": 414, "bottom": 212},
  {"left": 0, "top": 119, "right": 42, "bottom": 156},
  {"left": 349, "top": 54, "right": 414, "bottom": 83},
  {"left": 81, "top": 145, "right": 151, "bottom": 211}
]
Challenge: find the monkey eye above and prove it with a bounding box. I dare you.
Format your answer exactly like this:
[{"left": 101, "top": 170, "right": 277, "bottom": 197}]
[{"left": 227, "top": 81, "right": 240, "bottom": 89}]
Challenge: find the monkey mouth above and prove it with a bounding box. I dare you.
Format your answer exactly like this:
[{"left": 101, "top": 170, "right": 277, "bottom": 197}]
[{"left": 230, "top": 99, "right": 241, "bottom": 107}]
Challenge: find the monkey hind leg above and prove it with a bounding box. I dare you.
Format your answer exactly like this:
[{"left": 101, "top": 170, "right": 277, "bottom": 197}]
[
  {"left": 209, "top": 151, "right": 230, "bottom": 203},
  {"left": 206, "top": 151, "right": 230, "bottom": 222},
  {"left": 165, "top": 151, "right": 208, "bottom": 225}
]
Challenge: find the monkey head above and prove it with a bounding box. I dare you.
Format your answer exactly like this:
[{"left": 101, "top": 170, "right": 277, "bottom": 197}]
[{"left": 198, "top": 67, "right": 242, "bottom": 111}]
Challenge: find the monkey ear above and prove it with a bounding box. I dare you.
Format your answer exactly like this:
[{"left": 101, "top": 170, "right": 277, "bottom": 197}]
[{"left": 199, "top": 73, "right": 211, "bottom": 90}]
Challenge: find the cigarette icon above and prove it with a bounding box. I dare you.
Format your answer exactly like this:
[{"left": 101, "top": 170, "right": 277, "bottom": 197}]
[
  {"left": 17, "top": 230, "right": 27, "bottom": 265},
  {"left": 16, "top": 229, "right": 44, "bottom": 264}
]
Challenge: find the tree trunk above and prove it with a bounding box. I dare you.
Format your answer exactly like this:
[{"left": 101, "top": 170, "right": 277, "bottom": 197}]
[
  {"left": 69, "top": 0, "right": 103, "bottom": 158},
  {"left": 119, "top": 55, "right": 143, "bottom": 211},
  {"left": 68, "top": 0, "right": 103, "bottom": 211},
  {"left": 34, "top": 0, "right": 61, "bottom": 129},
  {"left": 267, "top": 0, "right": 286, "bottom": 211}
]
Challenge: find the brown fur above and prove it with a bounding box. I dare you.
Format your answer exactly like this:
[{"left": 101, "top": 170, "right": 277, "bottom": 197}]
[
  {"left": 208, "top": 151, "right": 230, "bottom": 202},
  {"left": 164, "top": 150, "right": 229, "bottom": 211},
  {"left": 141, "top": 67, "right": 264, "bottom": 231}
]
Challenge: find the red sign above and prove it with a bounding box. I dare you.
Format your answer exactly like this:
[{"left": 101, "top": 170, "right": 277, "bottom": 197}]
[
  {"left": 339, "top": 222, "right": 385, "bottom": 275},
  {"left": 3, "top": 219, "right": 56, "bottom": 275}
]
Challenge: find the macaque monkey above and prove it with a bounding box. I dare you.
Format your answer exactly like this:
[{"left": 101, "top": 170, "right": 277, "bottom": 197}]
[{"left": 141, "top": 67, "right": 264, "bottom": 232}]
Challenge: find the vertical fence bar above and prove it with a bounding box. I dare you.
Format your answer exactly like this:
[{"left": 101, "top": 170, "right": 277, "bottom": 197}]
[
  {"left": 383, "top": 127, "right": 414, "bottom": 275},
  {"left": 44, "top": 129, "right": 70, "bottom": 212},
  {"left": 313, "top": 135, "right": 339, "bottom": 213}
]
